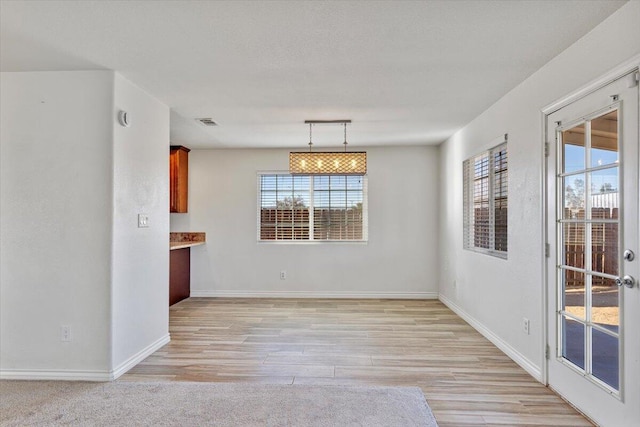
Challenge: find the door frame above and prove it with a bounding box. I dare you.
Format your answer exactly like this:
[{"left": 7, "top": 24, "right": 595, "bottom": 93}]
[
  {"left": 541, "top": 54, "right": 640, "bottom": 389},
  {"left": 540, "top": 55, "right": 640, "bottom": 392}
]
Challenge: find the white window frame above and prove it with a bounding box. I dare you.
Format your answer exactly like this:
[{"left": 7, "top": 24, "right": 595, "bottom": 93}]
[
  {"left": 257, "top": 172, "right": 368, "bottom": 244},
  {"left": 463, "top": 139, "right": 508, "bottom": 259}
]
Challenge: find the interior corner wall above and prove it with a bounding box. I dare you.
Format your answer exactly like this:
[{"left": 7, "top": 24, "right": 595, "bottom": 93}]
[
  {"left": 170, "top": 146, "right": 440, "bottom": 298},
  {"left": 0, "top": 71, "right": 114, "bottom": 378},
  {"left": 110, "top": 74, "right": 170, "bottom": 375},
  {"left": 438, "top": 1, "right": 640, "bottom": 380}
]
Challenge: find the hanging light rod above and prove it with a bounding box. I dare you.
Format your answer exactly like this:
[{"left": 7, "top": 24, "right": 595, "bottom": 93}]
[{"left": 304, "top": 119, "right": 351, "bottom": 124}]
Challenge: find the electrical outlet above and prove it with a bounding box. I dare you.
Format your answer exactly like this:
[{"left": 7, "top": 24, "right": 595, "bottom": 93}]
[
  {"left": 61, "top": 325, "right": 71, "bottom": 342},
  {"left": 280, "top": 270, "right": 287, "bottom": 280},
  {"left": 138, "top": 214, "right": 149, "bottom": 228},
  {"left": 523, "top": 318, "right": 530, "bottom": 335}
]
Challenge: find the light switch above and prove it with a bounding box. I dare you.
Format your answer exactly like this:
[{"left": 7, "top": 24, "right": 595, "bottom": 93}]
[{"left": 138, "top": 214, "right": 149, "bottom": 228}]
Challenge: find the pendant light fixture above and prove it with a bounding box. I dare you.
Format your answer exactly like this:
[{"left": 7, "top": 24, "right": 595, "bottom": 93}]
[{"left": 289, "top": 120, "right": 367, "bottom": 175}]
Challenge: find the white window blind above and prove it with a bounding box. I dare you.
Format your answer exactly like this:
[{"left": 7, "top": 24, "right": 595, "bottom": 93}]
[
  {"left": 258, "top": 173, "right": 367, "bottom": 242},
  {"left": 463, "top": 141, "right": 508, "bottom": 257},
  {"left": 259, "top": 175, "right": 310, "bottom": 240}
]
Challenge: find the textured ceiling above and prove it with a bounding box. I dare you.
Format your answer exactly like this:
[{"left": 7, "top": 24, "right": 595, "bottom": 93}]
[{"left": 0, "top": 0, "right": 626, "bottom": 148}]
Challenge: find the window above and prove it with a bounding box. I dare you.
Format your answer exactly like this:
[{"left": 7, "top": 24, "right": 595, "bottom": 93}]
[
  {"left": 463, "top": 141, "right": 508, "bottom": 257},
  {"left": 258, "top": 173, "right": 367, "bottom": 242}
]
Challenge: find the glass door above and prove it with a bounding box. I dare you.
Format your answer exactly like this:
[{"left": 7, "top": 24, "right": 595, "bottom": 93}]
[
  {"left": 558, "top": 109, "right": 620, "bottom": 391},
  {"left": 546, "top": 71, "right": 639, "bottom": 426}
]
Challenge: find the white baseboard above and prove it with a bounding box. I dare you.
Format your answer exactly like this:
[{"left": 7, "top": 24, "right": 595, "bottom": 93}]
[
  {"left": 110, "top": 333, "right": 170, "bottom": 380},
  {"left": 0, "top": 334, "right": 170, "bottom": 382},
  {"left": 190, "top": 290, "right": 438, "bottom": 299},
  {"left": 0, "top": 369, "right": 112, "bottom": 381},
  {"left": 438, "top": 293, "right": 543, "bottom": 382}
]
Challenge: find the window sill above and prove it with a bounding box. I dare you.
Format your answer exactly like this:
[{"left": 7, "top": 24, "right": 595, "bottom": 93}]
[
  {"left": 464, "top": 247, "right": 508, "bottom": 260},
  {"left": 258, "top": 240, "right": 368, "bottom": 245}
]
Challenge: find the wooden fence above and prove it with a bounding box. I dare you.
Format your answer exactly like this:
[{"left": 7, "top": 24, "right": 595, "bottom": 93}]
[
  {"left": 564, "top": 207, "right": 618, "bottom": 287},
  {"left": 472, "top": 207, "right": 508, "bottom": 251},
  {"left": 260, "top": 208, "right": 363, "bottom": 240}
]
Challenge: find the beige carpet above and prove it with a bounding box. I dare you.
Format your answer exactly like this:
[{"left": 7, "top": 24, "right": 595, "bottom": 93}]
[{"left": 0, "top": 380, "right": 438, "bottom": 426}]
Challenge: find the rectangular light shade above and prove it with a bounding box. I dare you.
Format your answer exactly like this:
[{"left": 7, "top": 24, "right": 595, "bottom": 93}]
[{"left": 289, "top": 152, "right": 367, "bottom": 175}]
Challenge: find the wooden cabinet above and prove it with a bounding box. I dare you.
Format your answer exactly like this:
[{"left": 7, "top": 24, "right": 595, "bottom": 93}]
[
  {"left": 169, "top": 247, "right": 190, "bottom": 306},
  {"left": 170, "top": 145, "right": 190, "bottom": 213}
]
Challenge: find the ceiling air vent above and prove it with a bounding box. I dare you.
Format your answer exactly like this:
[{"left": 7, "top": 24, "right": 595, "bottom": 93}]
[{"left": 196, "top": 118, "right": 217, "bottom": 127}]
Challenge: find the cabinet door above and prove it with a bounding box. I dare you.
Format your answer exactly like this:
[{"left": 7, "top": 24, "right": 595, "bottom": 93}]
[
  {"left": 170, "top": 146, "right": 190, "bottom": 213},
  {"left": 169, "top": 248, "right": 190, "bottom": 306}
]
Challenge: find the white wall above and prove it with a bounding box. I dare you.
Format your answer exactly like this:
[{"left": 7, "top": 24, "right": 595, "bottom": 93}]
[
  {"left": 438, "top": 0, "right": 640, "bottom": 382},
  {"left": 110, "top": 74, "right": 170, "bottom": 375},
  {"left": 1, "top": 71, "right": 114, "bottom": 377},
  {"left": 170, "top": 146, "right": 440, "bottom": 298},
  {"left": 0, "top": 70, "right": 170, "bottom": 380}
]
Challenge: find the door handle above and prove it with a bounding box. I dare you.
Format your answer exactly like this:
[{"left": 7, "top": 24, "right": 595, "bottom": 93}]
[{"left": 615, "top": 275, "right": 636, "bottom": 289}]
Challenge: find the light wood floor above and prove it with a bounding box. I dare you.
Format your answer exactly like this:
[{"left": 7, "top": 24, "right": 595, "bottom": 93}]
[{"left": 123, "top": 298, "right": 592, "bottom": 426}]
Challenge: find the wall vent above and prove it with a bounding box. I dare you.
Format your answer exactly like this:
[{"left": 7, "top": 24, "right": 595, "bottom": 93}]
[{"left": 196, "top": 118, "right": 217, "bottom": 126}]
